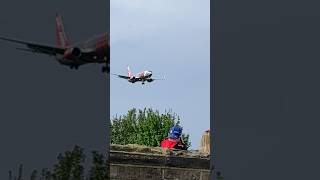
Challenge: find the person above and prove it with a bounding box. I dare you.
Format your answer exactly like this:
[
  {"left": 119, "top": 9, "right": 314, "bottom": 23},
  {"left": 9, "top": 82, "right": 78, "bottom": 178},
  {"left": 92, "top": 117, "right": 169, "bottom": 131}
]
[{"left": 160, "top": 125, "right": 188, "bottom": 150}]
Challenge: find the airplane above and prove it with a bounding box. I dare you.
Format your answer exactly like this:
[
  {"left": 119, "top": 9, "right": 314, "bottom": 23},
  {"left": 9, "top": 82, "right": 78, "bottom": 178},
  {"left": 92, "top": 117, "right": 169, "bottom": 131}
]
[
  {"left": 112, "top": 66, "right": 165, "bottom": 85},
  {"left": 0, "top": 14, "right": 109, "bottom": 73}
]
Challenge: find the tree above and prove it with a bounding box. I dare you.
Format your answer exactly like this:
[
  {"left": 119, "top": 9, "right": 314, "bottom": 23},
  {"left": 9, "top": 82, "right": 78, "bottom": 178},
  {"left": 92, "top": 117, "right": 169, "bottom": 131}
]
[
  {"left": 44, "top": 169, "right": 52, "bottom": 180},
  {"left": 88, "top": 151, "right": 107, "bottom": 180},
  {"left": 40, "top": 168, "right": 52, "bottom": 180},
  {"left": 52, "top": 145, "right": 85, "bottom": 180},
  {"left": 30, "top": 170, "right": 37, "bottom": 180},
  {"left": 111, "top": 108, "right": 191, "bottom": 147},
  {"left": 70, "top": 146, "right": 85, "bottom": 180},
  {"left": 10, "top": 146, "right": 108, "bottom": 180},
  {"left": 8, "top": 165, "right": 24, "bottom": 180}
]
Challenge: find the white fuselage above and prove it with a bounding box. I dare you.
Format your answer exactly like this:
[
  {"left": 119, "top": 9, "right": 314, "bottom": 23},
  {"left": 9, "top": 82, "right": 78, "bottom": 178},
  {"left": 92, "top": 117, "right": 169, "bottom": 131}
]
[{"left": 128, "top": 70, "right": 153, "bottom": 83}]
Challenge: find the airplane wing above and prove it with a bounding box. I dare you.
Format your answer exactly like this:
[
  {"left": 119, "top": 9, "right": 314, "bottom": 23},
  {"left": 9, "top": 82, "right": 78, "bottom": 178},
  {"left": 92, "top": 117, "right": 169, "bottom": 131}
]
[
  {"left": 111, "top": 73, "right": 130, "bottom": 79},
  {"left": 150, "top": 76, "right": 166, "bottom": 80},
  {"left": 152, "top": 78, "right": 165, "bottom": 80},
  {"left": 145, "top": 76, "right": 166, "bottom": 82},
  {"left": 0, "top": 37, "right": 65, "bottom": 56}
]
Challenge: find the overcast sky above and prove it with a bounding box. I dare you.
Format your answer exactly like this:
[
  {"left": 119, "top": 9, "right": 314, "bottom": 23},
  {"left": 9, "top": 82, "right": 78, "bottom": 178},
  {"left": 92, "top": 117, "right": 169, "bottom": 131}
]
[{"left": 110, "top": 0, "right": 210, "bottom": 149}]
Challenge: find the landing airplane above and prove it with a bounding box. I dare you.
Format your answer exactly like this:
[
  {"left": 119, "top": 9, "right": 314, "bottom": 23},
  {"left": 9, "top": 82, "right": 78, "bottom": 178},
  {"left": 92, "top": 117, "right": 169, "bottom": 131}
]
[
  {"left": 112, "top": 66, "right": 165, "bottom": 85},
  {"left": 0, "top": 14, "right": 109, "bottom": 73}
]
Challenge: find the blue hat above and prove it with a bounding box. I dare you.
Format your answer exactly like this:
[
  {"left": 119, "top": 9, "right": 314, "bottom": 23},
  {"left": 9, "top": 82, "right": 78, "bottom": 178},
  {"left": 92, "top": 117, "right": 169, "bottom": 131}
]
[{"left": 168, "top": 125, "right": 182, "bottom": 139}]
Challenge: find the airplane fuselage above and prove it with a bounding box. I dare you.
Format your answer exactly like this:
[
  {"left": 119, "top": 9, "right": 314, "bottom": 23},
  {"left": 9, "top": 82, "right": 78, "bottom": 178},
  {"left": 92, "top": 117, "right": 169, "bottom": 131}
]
[{"left": 129, "top": 71, "right": 153, "bottom": 83}]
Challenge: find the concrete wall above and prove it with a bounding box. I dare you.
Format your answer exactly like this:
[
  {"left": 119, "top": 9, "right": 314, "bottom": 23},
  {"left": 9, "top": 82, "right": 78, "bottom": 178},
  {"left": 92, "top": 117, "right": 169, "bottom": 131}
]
[{"left": 109, "top": 151, "right": 210, "bottom": 180}]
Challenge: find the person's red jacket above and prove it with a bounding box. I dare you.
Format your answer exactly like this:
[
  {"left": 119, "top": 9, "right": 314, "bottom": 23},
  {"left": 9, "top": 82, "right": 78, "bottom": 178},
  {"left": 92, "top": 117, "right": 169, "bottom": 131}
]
[{"left": 160, "top": 138, "right": 188, "bottom": 150}]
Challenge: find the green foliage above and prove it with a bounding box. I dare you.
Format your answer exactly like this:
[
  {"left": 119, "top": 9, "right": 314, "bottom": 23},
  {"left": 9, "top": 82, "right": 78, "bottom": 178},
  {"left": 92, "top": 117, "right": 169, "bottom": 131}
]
[
  {"left": 111, "top": 108, "right": 191, "bottom": 147},
  {"left": 52, "top": 145, "right": 85, "bottom": 180},
  {"left": 40, "top": 168, "right": 52, "bottom": 180},
  {"left": 88, "top": 151, "right": 107, "bottom": 180},
  {"left": 181, "top": 134, "right": 191, "bottom": 148},
  {"left": 9, "top": 146, "right": 108, "bottom": 180},
  {"left": 8, "top": 164, "right": 24, "bottom": 180},
  {"left": 30, "top": 170, "right": 37, "bottom": 180}
]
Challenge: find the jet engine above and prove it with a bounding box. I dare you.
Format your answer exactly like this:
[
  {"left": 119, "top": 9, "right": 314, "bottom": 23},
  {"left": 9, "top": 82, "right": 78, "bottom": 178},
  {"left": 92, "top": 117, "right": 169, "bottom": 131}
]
[
  {"left": 63, "top": 47, "right": 82, "bottom": 59},
  {"left": 128, "top": 77, "right": 136, "bottom": 83}
]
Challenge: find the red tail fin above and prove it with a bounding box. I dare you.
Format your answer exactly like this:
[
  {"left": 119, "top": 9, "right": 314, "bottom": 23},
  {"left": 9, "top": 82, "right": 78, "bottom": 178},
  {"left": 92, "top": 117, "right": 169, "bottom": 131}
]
[
  {"left": 127, "top": 66, "right": 133, "bottom": 78},
  {"left": 56, "top": 14, "right": 69, "bottom": 48}
]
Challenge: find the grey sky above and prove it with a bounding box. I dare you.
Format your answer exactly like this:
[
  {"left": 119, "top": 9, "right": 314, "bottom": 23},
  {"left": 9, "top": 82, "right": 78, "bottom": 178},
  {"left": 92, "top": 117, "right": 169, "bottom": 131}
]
[
  {"left": 0, "top": 0, "right": 108, "bottom": 179},
  {"left": 110, "top": 0, "right": 210, "bottom": 149}
]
